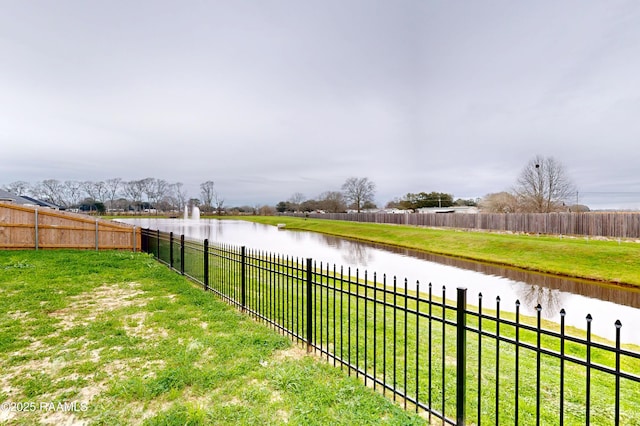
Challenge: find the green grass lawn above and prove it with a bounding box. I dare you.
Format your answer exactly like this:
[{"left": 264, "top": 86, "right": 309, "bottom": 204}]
[
  {"left": 0, "top": 250, "right": 425, "bottom": 425},
  {"left": 233, "top": 216, "right": 640, "bottom": 287}
]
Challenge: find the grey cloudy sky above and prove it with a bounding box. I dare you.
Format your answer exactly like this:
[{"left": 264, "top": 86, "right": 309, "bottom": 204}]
[{"left": 2, "top": 1, "right": 640, "bottom": 209}]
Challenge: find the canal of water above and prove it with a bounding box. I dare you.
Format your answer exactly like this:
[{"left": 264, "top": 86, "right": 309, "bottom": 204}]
[{"left": 118, "top": 218, "right": 640, "bottom": 345}]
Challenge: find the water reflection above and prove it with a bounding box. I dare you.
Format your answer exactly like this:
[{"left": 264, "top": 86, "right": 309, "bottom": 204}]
[
  {"left": 120, "top": 218, "right": 640, "bottom": 345},
  {"left": 349, "top": 238, "right": 640, "bottom": 312},
  {"left": 317, "top": 236, "right": 375, "bottom": 267}
]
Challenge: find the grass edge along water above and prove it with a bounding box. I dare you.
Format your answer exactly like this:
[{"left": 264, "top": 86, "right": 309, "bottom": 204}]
[{"left": 233, "top": 216, "right": 640, "bottom": 288}]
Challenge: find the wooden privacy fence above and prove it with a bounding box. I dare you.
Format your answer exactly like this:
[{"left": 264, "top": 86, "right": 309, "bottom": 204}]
[
  {"left": 292, "top": 212, "right": 640, "bottom": 239},
  {"left": 0, "top": 202, "right": 140, "bottom": 250}
]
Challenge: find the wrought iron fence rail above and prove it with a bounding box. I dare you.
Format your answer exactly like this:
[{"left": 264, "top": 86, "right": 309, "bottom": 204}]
[
  {"left": 468, "top": 328, "right": 638, "bottom": 383},
  {"left": 312, "top": 281, "right": 453, "bottom": 326},
  {"left": 467, "top": 310, "right": 640, "bottom": 375}
]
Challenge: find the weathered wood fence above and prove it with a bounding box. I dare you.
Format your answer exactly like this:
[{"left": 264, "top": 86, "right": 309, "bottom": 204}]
[
  {"left": 292, "top": 212, "right": 640, "bottom": 239},
  {"left": 0, "top": 202, "right": 140, "bottom": 250}
]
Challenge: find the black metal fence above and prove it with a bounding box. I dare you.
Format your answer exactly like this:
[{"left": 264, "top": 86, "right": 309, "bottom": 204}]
[{"left": 141, "top": 229, "right": 640, "bottom": 425}]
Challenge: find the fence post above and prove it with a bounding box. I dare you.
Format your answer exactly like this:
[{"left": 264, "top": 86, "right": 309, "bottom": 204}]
[
  {"left": 615, "top": 320, "right": 622, "bottom": 426},
  {"left": 169, "top": 232, "right": 174, "bottom": 268},
  {"left": 96, "top": 219, "right": 100, "bottom": 251},
  {"left": 204, "top": 238, "right": 209, "bottom": 291},
  {"left": 180, "top": 234, "right": 185, "bottom": 275},
  {"left": 456, "top": 287, "right": 467, "bottom": 426},
  {"left": 133, "top": 226, "right": 137, "bottom": 252},
  {"left": 241, "top": 246, "right": 246, "bottom": 310},
  {"left": 34, "top": 208, "right": 39, "bottom": 250},
  {"left": 156, "top": 229, "right": 160, "bottom": 258},
  {"left": 306, "top": 258, "right": 313, "bottom": 353}
]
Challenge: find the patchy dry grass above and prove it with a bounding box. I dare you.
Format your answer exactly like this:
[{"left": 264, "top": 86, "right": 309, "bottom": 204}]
[{"left": 0, "top": 250, "right": 424, "bottom": 425}]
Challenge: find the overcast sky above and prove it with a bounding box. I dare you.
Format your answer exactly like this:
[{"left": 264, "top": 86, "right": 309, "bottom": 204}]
[{"left": 2, "top": 1, "right": 639, "bottom": 209}]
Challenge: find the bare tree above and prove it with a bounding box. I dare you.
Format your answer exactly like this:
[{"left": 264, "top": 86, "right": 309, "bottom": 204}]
[
  {"left": 317, "top": 191, "right": 347, "bottom": 213},
  {"left": 30, "top": 183, "right": 45, "bottom": 200},
  {"left": 514, "top": 155, "right": 576, "bottom": 213},
  {"left": 105, "top": 178, "right": 122, "bottom": 211},
  {"left": 479, "top": 192, "right": 519, "bottom": 213},
  {"left": 200, "top": 181, "right": 216, "bottom": 213},
  {"left": 122, "top": 180, "right": 144, "bottom": 212},
  {"left": 288, "top": 192, "right": 306, "bottom": 212},
  {"left": 82, "top": 181, "right": 93, "bottom": 202},
  {"left": 138, "top": 177, "right": 156, "bottom": 208},
  {"left": 151, "top": 179, "right": 169, "bottom": 213},
  {"left": 39, "top": 179, "right": 65, "bottom": 205},
  {"left": 80, "top": 181, "right": 107, "bottom": 211},
  {"left": 259, "top": 205, "right": 276, "bottom": 215},
  {"left": 169, "top": 182, "right": 188, "bottom": 212},
  {"left": 82, "top": 181, "right": 97, "bottom": 204},
  {"left": 96, "top": 181, "right": 108, "bottom": 203},
  {"left": 342, "top": 177, "right": 376, "bottom": 212},
  {"left": 63, "top": 180, "right": 84, "bottom": 208},
  {"left": 213, "top": 191, "right": 225, "bottom": 215},
  {"left": 3, "top": 181, "right": 31, "bottom": 196}
]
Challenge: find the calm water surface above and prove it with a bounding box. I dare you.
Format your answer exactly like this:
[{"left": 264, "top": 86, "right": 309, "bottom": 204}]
[{"left": 119, "top": 218, "right": 640, "bottom": 345}]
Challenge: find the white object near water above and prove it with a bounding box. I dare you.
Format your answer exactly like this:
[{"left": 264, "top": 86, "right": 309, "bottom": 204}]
[
  {"left": 192, "top": 206, "right": 200, "bottom": 220},
  {"left": 277, "top": 223, "right": 286, "bottom": 229}
]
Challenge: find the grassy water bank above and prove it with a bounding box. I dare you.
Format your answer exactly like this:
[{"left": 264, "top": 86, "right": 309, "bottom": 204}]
[
  {"left": 232, "top": 216, "right": 640, "bottom": 288},
  {"left": 0, "top": 250, "right": 424, "bottom": 425}
]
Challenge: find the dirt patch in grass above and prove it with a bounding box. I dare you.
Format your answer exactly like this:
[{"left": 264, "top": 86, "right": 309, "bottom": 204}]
[
  {"left": 7, "top": 310, "right": 30, "bottom": 320},
  {"left": 48, "top": 283, "right": 145, "bottom": 331},
  {"left": 1, "top": 283, "right": 149, "bottom": 424},
  {"left": 272, "top": 345, "right": 307, "bottom": 362},
  {"left": 122, "top": 311, "right": 169, "bottom": 340}
]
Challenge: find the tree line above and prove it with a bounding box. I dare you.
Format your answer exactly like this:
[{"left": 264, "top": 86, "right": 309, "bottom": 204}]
[
  {"left": 2, "top": 155, "right": 581, "bottom": 215},
  {"left": 1, "top": 178, "right": 224, "bottom": 214},
  {"left": 276, "top": 177, "right": 478, "bottom": 213},
  {"left": 278, "top": 156, "right": 580, "bottom": 214},
  {"left": 276, "top": 177, "right": 378, "bottom": 213}
]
